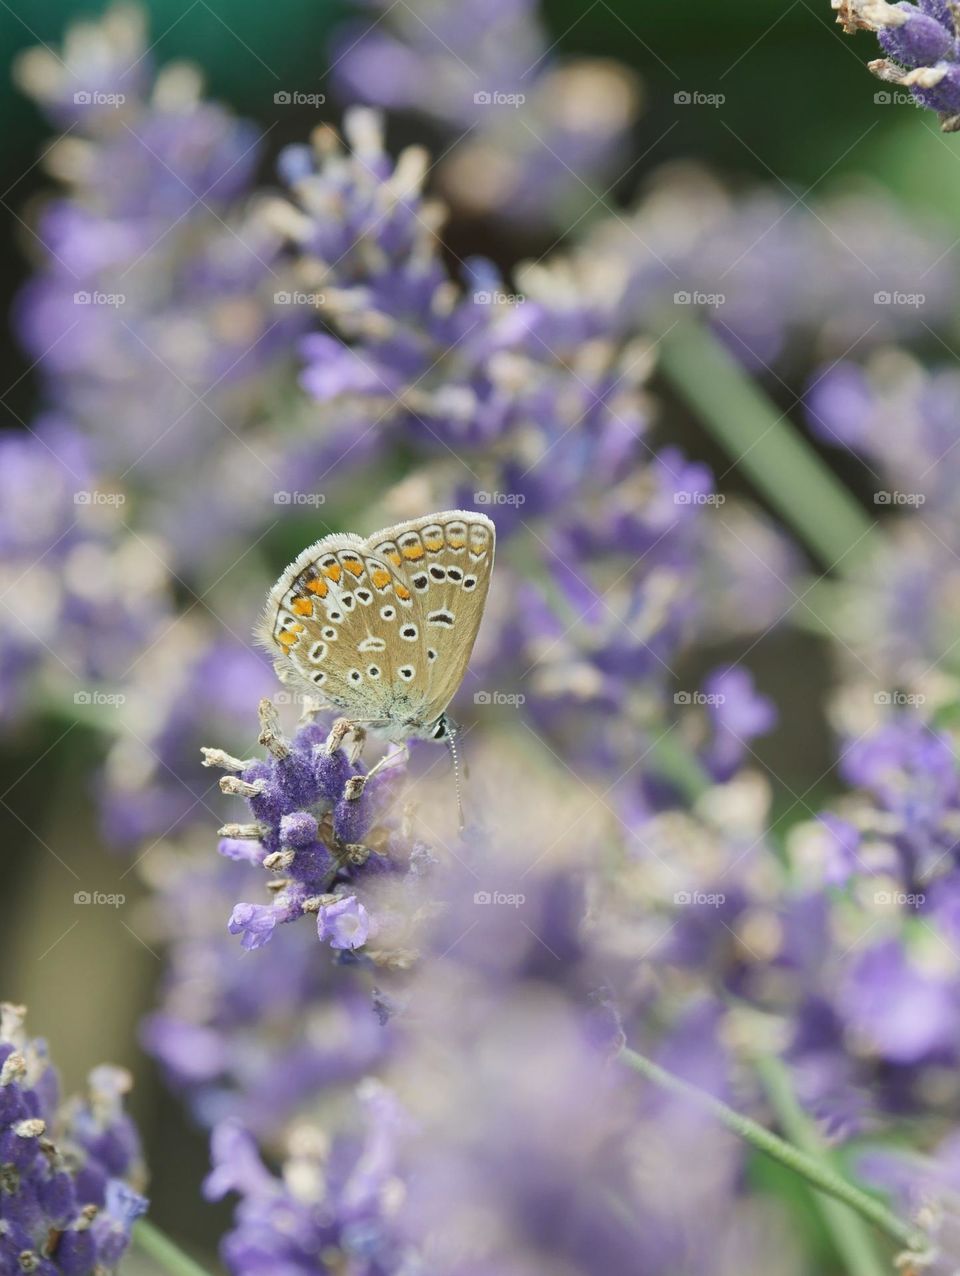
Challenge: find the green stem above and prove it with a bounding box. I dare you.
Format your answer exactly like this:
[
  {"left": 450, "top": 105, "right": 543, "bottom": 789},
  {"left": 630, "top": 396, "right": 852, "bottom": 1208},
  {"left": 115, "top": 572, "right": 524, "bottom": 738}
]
[
  {"left": 658, "top": 320, "right": 881, "bottom": 572},
  {"left": 133, "top": 1220, "right": 216, "bottom": 1276},
  {"left": 755, "top": 1054, "right": 888, "bottom": 1276},
  {"left": 620, "top": 1047, "right": 929, "bottom": 1259}
]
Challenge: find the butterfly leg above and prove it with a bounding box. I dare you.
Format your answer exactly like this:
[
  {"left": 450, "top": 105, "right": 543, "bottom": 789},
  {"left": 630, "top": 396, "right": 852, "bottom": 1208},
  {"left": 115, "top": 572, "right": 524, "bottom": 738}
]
[{"left": 344, "top": 743, "right": 409, "bottom": 801}]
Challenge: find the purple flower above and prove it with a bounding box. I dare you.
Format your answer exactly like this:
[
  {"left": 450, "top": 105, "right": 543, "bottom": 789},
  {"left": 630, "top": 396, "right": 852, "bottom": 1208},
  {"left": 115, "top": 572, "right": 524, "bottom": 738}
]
[
  {"left": 835, "top": 0, "right": 960, "bottom": 127},
  {"left": 317, "top": 896, "right": 372, "bottom": 950},
  {"left": 699, "top": 666, "right": 777, "bottom": 782},
  {"left": 0, "top": 1004, "right": 147, "bottom": 1274},
  {"left": 329, "top": 0, "right": 640, "bottom": 228},
  {"left": 839, "top": 940, "right": 957, "bottom": 1064},
  {"left": 204, "top": 701, "right": 419, "bottom": 952},
  {"left": 141, "top": 851, "right": 392, "bottom": 1135}
]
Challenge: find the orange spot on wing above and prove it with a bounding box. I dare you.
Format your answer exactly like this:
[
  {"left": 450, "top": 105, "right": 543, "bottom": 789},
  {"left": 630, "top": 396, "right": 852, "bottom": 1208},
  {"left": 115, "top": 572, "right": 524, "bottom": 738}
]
[
  {"left": 371, "top": 568, "right": 392, "bottom": 590},
  {"left": 386, "top": 551, "right": 402, "bottom": 567},
  {"left": 402, "top": 544, "right": 425, "bottom": 560},
  {"left": 424, "top": 537, "right": 443, "bottom": 552},
  {"left": 322, "top": 564, "right": 342, "bottom": 583},
  {"left": 291, "top": 597, "right": 313, "bottom": 616},
  {"left": 343, "top": 559, "right": 364, "bottom": 576},
  {"left": 447, "top": 537, "right": 466, "bottom": 548},
  {"left": 306, "top": 577, "right": 329, "bottom": 597},
  {"left": 277, "top": 630, "right": 298, "bottom": 648},
  {"left": 395, "top": 584, "right": 411, "bottom": 600}
]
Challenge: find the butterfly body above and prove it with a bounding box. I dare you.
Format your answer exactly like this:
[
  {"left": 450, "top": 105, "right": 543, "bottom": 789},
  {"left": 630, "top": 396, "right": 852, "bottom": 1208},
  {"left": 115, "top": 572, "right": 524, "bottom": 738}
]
[{"left": 258, "top": 511, "right": 495, "bottom": 744}]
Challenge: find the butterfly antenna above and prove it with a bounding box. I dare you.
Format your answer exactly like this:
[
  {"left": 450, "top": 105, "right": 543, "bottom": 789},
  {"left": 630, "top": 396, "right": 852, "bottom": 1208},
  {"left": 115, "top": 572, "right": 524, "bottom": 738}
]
[{"left": 446, "top": 724, "right": 465, "bottom": 833}]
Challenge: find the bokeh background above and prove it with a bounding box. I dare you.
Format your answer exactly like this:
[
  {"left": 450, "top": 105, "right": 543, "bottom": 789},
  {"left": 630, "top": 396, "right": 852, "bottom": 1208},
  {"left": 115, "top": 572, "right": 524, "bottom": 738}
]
[{"left": 0, "top": 0, "right": 956, "bottom": 1268}]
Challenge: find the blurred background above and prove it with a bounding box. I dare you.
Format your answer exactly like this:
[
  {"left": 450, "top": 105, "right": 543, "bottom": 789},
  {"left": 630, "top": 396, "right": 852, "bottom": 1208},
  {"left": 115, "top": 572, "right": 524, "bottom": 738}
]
[{"left": 0, "top": 0, "right": 955, "bottom": 1266}]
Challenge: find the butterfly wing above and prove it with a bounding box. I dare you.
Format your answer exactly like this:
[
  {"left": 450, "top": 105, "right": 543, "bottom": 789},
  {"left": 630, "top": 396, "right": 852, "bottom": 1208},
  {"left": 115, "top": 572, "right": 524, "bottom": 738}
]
[
  {"left": 257, "top": 531, "right": 429, "bottom": 724},
  {"left": 365, "top": 510, "right": 495, "bottom": 726},
  {"left": 258, "top": 511, "right": 495, "bottom": 735}
]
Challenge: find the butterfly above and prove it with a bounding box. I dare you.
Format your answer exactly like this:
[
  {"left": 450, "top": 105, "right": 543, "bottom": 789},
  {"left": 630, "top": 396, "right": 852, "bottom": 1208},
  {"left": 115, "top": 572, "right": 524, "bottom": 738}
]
[{"left": 257, "top": 510, "right": 495, "bottom": 759}]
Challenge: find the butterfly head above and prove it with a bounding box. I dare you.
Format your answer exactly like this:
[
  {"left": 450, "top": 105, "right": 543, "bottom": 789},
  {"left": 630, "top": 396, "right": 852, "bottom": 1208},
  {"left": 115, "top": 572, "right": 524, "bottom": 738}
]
[{"left": 427, "top": 712, "right": 456, "bottom": 742}]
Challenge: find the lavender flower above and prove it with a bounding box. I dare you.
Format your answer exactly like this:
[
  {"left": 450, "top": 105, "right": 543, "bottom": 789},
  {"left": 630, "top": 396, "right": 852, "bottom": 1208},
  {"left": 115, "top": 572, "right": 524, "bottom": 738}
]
[
  {"left": 0, "top": 421, "right": 169, "bottom": 725},
  {"left": 834, "top": 0, "right": 960, "bottom": 129},
  {"left": 204, "top": 700, "right": 421, "bottom": 954},
  {"left": 140, "top": 847, "right": 392, "bottom": 1135},
  {"left": 13, "top": 6, "right": 305, "bottom": 568},
  {"left": 330, "top": 0, "right": 640, "bottom": 227},
  {"left": 0, "top": 1003, "right": 147, "bottom": 1275},
  {"left": 204, "top": 1082, "right": 415, "bottom": 1276}
]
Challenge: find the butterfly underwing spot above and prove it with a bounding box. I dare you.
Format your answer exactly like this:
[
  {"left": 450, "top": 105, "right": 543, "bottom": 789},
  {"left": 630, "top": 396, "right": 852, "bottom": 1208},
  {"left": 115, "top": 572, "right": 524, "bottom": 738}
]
[
  {"left": 368, "top": 665, "right": 381, "bottom": 679},
  {"left": 370, "top": 563, "right": 393, "bottom": 591},
  {"left": 291, "top": 597, "right": 313, "bottom": 616},
  {"left": 305, "top": 574, "right": 329, "bottom": 597},
  {"left": 427, "top": 609, "right": 455, "bottom": 627},
  {"left": 422, "top": 525, "right": 445, "bottom": 554},
  {"left": 329, "top": 610, "right": 344, "bottom": 622},
  {"left": 341, "top": 595, "right": 355, "bottom": 612},
  {"left": 321, "top": 558, "right": 342, "bottom": 582},
  {"left": 429, "top": 566, "right": 446, "bottom": 582},
  {"left": 311, "top": 671, "right": 327, "bottom": 685},
  {"left": 401, "top": 624, "right": 418, "bottom": 641},
  {"left": 443, "top": 520, "right": 468, "bottom": 550},
  {"left": 309, "top": 642, "right": 327, "bottom": 662},
  {"left": 380, "top": 606, "right": 396, "bottom": 621},
  {"left": 399, "top": 532, "right": 425, "bottom": 561},
  {"left": 349, "top": 669, "right": 362, "bottom": 683},
  {"left": 371, "top": 540, "right": 403, "bottom": 568},
  {"left": 340, "top": 553, "right": 364, "bottom": 577},
  {"left": 446, "top": 567, "right": 463, "bottom": 583},
  {"left": 356, "top": 589, "right": 373, "bottom": 604},
  {"left": 462, "top": 576, "right": 478, "bottom": 591},
  {"left": 359, "top": 636, "right": 386, "bottom": 652},
  {"left": 322, "top": 626, "right": 338, "bottom": 641},
  {"left": 427, "top": 648, "right": 438, "bottom": 662},
  {"left": 398, "top": 665, "right": 416, "bottom": 681},
  {"left": 469, "top": 523, "right": 491, "bottom": 559},
  {"left": 411, "top": 573, "right": 429, "bottom": 593}
]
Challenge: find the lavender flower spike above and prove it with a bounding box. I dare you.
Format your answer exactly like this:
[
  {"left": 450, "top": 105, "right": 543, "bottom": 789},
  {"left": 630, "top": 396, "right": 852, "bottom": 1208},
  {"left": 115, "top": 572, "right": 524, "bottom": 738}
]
[
  {"left": 0, "top": 1003, "right": 147, "bottom": 1275},
  {"left": 834, "top": 1, "right": 960, "bottom": 128}
]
